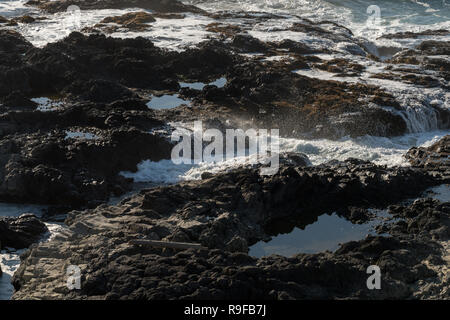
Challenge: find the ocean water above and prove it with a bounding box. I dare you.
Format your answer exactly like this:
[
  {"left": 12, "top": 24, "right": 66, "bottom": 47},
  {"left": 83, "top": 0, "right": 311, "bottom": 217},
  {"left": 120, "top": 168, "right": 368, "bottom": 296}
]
[
  {"left": 249, "top": 184, "right": 449, "bottom": 258},
  {"left": 0, "top": 0, "right": 448, "bottom": 48},
  {"left": 0, "top": 0, "right": 30, "bottom": 18},
  {"left": 0, "top": 204, "right": 64, "bottom": 300},
  {"left": 0, "top": 0, "right": 449, "bottom": 297},
  {"left": 249, "top": 212, "right": 380, "bottom": 257},
  {"left": 147, "top": 94, "right": 191, "bottom": 109},
  {"left": 184, "top": 0, "right": 450, "bottom": 39}
]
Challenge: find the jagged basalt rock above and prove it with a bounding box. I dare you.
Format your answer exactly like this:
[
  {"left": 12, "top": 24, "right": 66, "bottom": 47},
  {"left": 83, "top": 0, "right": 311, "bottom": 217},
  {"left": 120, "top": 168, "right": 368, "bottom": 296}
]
[
  {"left": 389, "top": 41, "right": 450, "bottom": 85},
  {"left": 0, "top": 99, "right": 173, "bottom": 207},
  {"left": 87, "top": 12, "right": 157, "bottom": 33},
  {"left": 406, "top": 135, "right": 450, "bottom": 180},
  {"left": 0, "top": 214, "right": 48, "bottom": 249},
  {"left": 172, "top": 60, "right": 409, "bottom": 139},
  {"left": 1, "top": 2, "right": 448, "bottom": 301},
  {"left": 2, "top": 29, "right": 445, "bottom": 139},
  {"left": 315, "top": 58, "right": 365, "bottom": 77},
  {"left": 386, "top": 198, "right": 450, "bottom": 240},
  {"left": 11, "top": 154, "right": 449, "bottom": 299},
  {"left": 0, "top": 32, "right": 237, "bottom": 98},
  {"left": 379, "top": 29, "right": 449, "bottom": 39}
]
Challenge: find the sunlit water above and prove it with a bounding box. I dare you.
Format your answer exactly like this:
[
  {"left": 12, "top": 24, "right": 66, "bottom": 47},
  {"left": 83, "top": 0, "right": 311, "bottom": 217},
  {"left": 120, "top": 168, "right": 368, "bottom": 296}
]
[
  {"left": 0, "top": 203, "right": 64, "bottom": 300},
  {"left": 121, "top": 129, "right": 447, "bottom": 183},
  {"left": 249, "top": 212, "right": 380, "bottom": 257},
  {"left": 184, "top": 0, "right": 450, "bottom": 41},
  {"left": 249, "top": 184, "right": 449, "bottom": 257}
]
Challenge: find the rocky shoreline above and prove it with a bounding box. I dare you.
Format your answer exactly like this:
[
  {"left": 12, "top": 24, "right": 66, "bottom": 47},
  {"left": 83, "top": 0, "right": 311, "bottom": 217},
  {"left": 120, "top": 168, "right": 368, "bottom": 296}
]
[
  {"left": 7, "top": 136, "right": 450, "bottom": 300},
  {"left": 0, "top": 0, "right": 449, "bottom": 300}
]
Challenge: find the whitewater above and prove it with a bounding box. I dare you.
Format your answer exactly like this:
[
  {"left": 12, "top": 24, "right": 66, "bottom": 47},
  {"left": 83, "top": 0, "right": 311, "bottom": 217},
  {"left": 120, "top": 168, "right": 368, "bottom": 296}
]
[{"left": 0, "top": 0, "right": 448, "bottom": 300}]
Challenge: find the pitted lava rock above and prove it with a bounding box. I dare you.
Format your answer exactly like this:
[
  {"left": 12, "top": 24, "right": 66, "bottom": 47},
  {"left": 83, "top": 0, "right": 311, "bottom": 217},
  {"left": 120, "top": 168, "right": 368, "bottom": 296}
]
[
  {"left": 0, "top": 101, "right": 173, "bottom": 207},
  {"left": 406, "top": 135, "right": 449, "bottom": 180},
  {"left": 1, "top": 3, "right": 449, "bottom": 301},
  {"left": 0, "top": 214, "right": 48, "bottom": 249},
  {"left": 11, "top": 142, "right": 450, "bottom": 299}
]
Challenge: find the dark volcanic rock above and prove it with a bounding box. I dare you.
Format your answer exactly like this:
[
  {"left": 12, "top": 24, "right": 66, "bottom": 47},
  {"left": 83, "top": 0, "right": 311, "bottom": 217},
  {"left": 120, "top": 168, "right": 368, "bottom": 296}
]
[
  {"left": 0, "top": 96, "right": 173, "bottom": 207},
  {"left": 2, "top": 3, "right": 449, "bottom": 301},
  {"left": 1, "top": 30, "right": 442, "bottom": 140},
  {"left": 65, "top": 79, "right": 138, "bottom": 103},
  {"left": 231, "top": 34, "right": 270, "bottom": 53},
  {"left": 379, "top": 29, "right": 449, "bottom": 39},
  {"left": 0, "top": 126, "right": 172, "bottom": 207},
  {"left": 26, "top": 0, "right": 205, "bottom": 14},
  {"left": 0, "top": 29, "right": 32, "bottom": 54},
  {"left": 0, "top": 214, "right": 48, "bottom": 249},
  {"left": 387, "top": 198, "right": 450, "bottom": 240},
  {"left": 1, "top": 91, "right": 38, "bottom": 111},
  {"left": 389, "top": 40, "right": 450, "bottom": 85},
  {"left": 0, "top": 32, "right": 236, "bottom": 98},
  {"left": 86, "top": 11, "right": 157, "bottom": 33},
  {"left": 101, "top": 11, "right": 156, "bottom": 24},
  {"left": 171, "top": 59, "right": 409, "bottom": 139},
  {"left": 11, "top": 153, "right": 450, "bottom": 299},
  {"left": 406, "top": 135, "right": 450, "bottom": 180}
]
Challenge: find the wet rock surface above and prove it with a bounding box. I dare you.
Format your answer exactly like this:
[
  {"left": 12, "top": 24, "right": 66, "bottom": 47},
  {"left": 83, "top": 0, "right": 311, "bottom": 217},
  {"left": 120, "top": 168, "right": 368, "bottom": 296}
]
[
  {"left": 85, "top": 12, "right": 157, "bottom": 33},
  {"left": 389, "top": 41, "right": 450, "bottom": 86},
  {"left": 2, "top": 22, "right": 447, "bottom": 208},
  {"left": 0, "top": 102, "right": 173, "bottom": 207},
  {"left": 0, "top": 214, "right": 48, "bottom": 249},
  {"left": 11, "top": 138, "right": 450, "bottom": 299},
  {"left": 0, "top": 16, "right": 449, "bottom": 140},
  {"left": 0, "top": 3, "right": 449, "bottom": 300},
  {"left": 406, "top": 135, "right": 450, "bottom": 178}
]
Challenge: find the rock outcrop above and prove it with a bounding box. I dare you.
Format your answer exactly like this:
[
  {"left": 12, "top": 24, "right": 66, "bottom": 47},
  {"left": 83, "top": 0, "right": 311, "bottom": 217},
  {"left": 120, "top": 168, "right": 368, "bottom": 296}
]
[
  {"left": 2, "top": 28, "right": 447, "bottom": 140},
  {"left": 1, "top": 2, "right": 449, "bottom": 301},
  {"left": 0, "top": 214, "right": 48, "bottom": 249},
  {"left": 406, "top": 135, "right": 450, "bottom": 178},
  {"left": 11, "top": 145, "right": 450, "bottom": 299}
]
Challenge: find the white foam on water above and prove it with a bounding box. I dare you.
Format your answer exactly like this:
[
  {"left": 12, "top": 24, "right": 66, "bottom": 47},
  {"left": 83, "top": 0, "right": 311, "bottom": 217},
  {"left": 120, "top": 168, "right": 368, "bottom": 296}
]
[
  {"left": 6, "top": 7, "right": 215, "bottom": 49},
  {"left": 0, "top": 221, "right": 64, "bottom": 300},
  {"left": 121, "top": 159, "right": 193, "bottom": 184},
  {"left": 0, "top": 0, "right": 448, "bottom": 49},
  {"left": 11, "top": 8, "right": 137, "bottom": 47},
  {"left": 293, "top": 55, "right": 450, "bottom": 134},
  {"left": 121, "top": 122, "right": 447, "bottom": 184},
  {"left": 111, "top": 12, "right": 215, "bottom": 51},
  {"left": 121, "top": 152, "right": 267, "bottom": 183},
  {"left": 184, "top": 0, "right": 450, "bottom": 45},
  {"left": 279, "top": 130, "right": 447, "bottom": 166}
]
